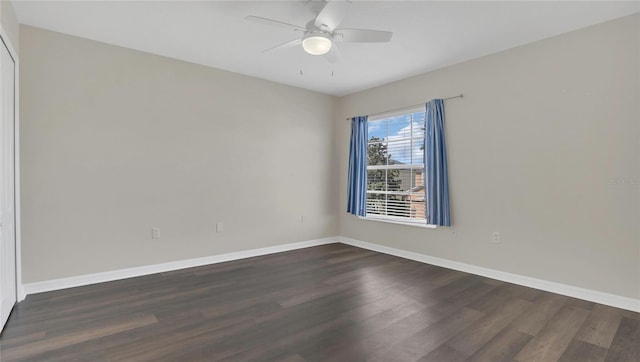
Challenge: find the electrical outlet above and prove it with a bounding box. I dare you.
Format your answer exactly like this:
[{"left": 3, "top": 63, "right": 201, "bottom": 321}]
[
  {"left": 492, "top": 232, "right": 501, "bottom": 243},
  {"left": 216, "top": 222, "right": 224, "bottom": 233},
  {"left": 151, "top": 227, "right": 161, "bottom": 239}
]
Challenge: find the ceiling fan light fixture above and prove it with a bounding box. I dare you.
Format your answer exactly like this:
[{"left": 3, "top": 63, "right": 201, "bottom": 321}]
[{"left": 302, "top": 33, "right": 332, "bottom": 55}]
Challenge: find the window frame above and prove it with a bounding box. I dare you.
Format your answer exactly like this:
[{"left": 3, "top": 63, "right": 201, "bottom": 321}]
[{"left": 363, "top": 106, "right": 434, "bottom": 228}]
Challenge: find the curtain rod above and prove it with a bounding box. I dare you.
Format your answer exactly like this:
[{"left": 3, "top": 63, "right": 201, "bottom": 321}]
[{"left": 345, "top": 94, "right": 463, "bottom": 121}]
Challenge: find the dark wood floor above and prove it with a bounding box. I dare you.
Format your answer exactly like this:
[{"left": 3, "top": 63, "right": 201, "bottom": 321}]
[{"left": 1, "top": 244, "right": 638, "bottom": 361}]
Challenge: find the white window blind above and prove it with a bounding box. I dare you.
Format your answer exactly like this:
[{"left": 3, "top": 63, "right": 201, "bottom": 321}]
[{"left": 366, "top": 109, "right": 427, "bottom": 224}]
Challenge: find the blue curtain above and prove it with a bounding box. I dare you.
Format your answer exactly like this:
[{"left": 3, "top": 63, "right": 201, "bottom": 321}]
[
  {"left": 347, "top": 116, "right": 368, "bottom": 216},
  {"left": 425, "top": 100, "right": 451, "bottom": 226}
]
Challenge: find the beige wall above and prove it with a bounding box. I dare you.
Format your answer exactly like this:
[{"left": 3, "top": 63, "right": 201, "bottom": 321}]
[
  {"left": 337, "top": 14, "right": 640, "bottom": 299},
  {"left": 0, "top": 0, "right": 19, "bottom": 52},
  {"left": 20, "top": 25, "right": 338, "bottom": 283}
]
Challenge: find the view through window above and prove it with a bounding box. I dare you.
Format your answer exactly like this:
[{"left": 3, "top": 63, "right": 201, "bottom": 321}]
[{"left": 366, "top": 109, "right": 427, "bottom": 224}]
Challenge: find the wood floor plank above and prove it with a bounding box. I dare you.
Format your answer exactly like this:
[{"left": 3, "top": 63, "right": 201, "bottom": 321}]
[
  {"left": 515, "top": 305, "right": 590, "bottom": 361},
  {"left": 0, "top": 331, "right": 47, "bottom": 350},
  {"left": 174, "top": 287, "right": 385, "bottom": 360},
  {"left": 510, "top": 292, "right": 568, "bottom": 335},
  {"left": 324, "top": 249, "right": 379, "bottom": 264},
  {"left": 419, "top": 343, "right": 467, "bottom": 362},
  {"left": 575, "top": 304, "right": 623, "bottom": 349},
  {"left": 322, "top": 259, "right": 409, "bottom": 286},
  {"left": 301, "top": 281, "right": 498, "bottom": 361},
  {"left": 276, "top": 353, "right": 307, "bottom": 362},
  {"left": 605, "top": 317, "right": 640, "bottom": 362},
  {"left": 428, "top": 281, "right": 499, "bottom": 316},
  {"left": 88, "top": 312, "right": 227, "bottom": 361},
  {"left": 566, "top": 296, "right": 596, "bottom": 311},
  {"left": 277, "top": 263, "right": 410, "bottom": 308},
  {"left": 300, "top": 305, "right": 447, "bottom": 361},
  {"left": 404, "top": 274, "right": 486, "bottom": 307},
  {"left": 212, "top": 313, "right": 358, "bottom": 361},
  {"left": 446, "top": 298, "right": 532, "bottom": 356},
  {"left": 298, "top": 299, "right": 427, "bottom": 361},
  {"left": 559, "top": 339, "right": 608, "bottom": 362},
  {"left": 419, "top": 267, "right": 468, "bottom": 287},
  {"left": 468, "top": 283, "right": 541, "bottom": 313},
  {"left": 467, "top": 327, "right": 533, "bottom": 362},
  {"left": 1, "top": 313, "right": 157, "bottom": 361},
  {"left": 369, "top": 307, "right": 484, "bottom": 361}
]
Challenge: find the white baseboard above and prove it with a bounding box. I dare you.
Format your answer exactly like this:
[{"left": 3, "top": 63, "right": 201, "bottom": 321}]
[
  {"left": 17, "top": 284, "right": 26, "bottom": 302},
  {"left": 22, "top": 237, "right": 338, "bottom": 296},
  {"left": 338, "top": 236, "right": 640, "bottom": 313},
  {"left": 21, "top": 235, "right": 639, "bottom": 313}
]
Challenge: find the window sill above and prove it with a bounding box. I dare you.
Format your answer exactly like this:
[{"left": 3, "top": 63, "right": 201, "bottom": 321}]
[{"left": 358, "top": 216, "right": 437, "bottom": 229}]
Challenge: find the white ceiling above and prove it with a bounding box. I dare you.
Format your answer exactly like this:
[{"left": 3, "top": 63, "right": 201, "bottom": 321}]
[{"left": 13, "top": 1, "right": 640, "bottom": 96}]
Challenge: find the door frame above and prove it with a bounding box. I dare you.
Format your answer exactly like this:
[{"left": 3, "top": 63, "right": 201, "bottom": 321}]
[{"left": 0, "top": 24, "right": 22, "bottom": 302}]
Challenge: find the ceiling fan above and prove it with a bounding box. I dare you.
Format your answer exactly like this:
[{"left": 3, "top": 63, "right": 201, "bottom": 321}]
[{"left": 245, "top": 0, "right": 393, "bottom": 63}]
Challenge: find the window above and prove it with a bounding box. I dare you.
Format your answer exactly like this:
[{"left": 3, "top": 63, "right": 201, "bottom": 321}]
[{"left": 366, "top": 108, "right": 426, "bottom": 225}]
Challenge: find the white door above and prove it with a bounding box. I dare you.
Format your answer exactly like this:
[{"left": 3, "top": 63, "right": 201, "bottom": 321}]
[{"left": 0, "top": 36, "right": 16, "bottom": 331}]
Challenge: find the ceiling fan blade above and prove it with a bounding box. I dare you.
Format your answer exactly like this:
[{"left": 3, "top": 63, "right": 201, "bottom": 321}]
[
  {"left": 245, "top": 15, "right": 306, "bottom": 32},
  {"left": 323, "top": 45, "right": 342, "bottom": 64},
  {"left": 333, "top": 29, "right": 393, "bottom": 43},
  {"left": 262, "top": 38, "right": 302, "bottom": 53},
  {"left": 314, "top": 1, "right": 351, "bottom": 31}
]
